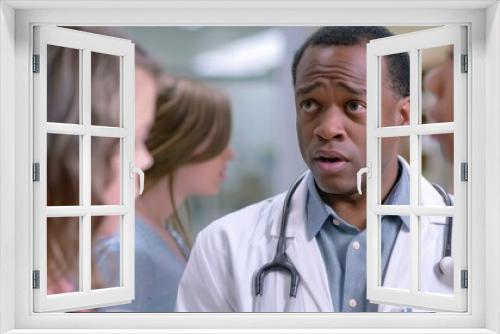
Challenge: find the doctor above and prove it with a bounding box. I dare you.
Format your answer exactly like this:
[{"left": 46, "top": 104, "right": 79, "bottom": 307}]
[{"left": 176, "top": 26, "right": 452, "bottom": 312}]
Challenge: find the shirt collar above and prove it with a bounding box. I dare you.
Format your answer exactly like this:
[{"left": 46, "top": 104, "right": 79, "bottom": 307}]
[
  {"left": 305, "top": 156, "right": 410, "bottom": 241},
  {"left": 305, "top": 173, "right": 334, "bottom": 241}
]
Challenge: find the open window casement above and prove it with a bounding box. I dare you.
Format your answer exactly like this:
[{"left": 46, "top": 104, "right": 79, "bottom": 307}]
[
  {"left": 365, "top": 25, "right": 468, "bottom": 312},
  {"left": 33, "top": 26, "right": 138, "bottom": 312}
]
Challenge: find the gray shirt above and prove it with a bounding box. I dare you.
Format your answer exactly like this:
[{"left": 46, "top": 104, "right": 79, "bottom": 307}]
[
  {"left": 95, "top": 217, "right": 187, "bottom": 312},
  {"left": 306, "top": 159, "right": 410, "bottom": 312}
]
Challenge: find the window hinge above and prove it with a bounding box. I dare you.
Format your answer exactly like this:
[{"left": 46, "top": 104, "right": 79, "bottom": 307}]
[
  {"left": 32, "top": 55, "right": 40, "bottom": 73},
  {"left": 32, "top": 163, "right": 40, "bottom": 182},
  {"left": 461, "top": 54, "right": 468, "bottom": 73},
  {"left": 461, "top": 269, "right": 468, "bottom": 289},
  {"left": 461, "top": 162, "right": 468, "bottom": 181},
  {"left": 32, "top": 270, "right": 40, "bottom": 289}
]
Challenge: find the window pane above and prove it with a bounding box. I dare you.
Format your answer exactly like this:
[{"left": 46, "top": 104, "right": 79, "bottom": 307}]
[
  {"left": 419, "top": 215, "right": 454, "bottom": 295},
  {"left": 380, "top": 215, "right": 410, "bottom": 291},
  {"left": 47, "top": 134, "right": 80, "bottom": 206},
  {"left": 420, "top": 134, "right": 454, "bottom": 206},
  {"left": 379, "top": 136, "right": 410, "bottom": 205},
  {"left": 91, "top": 52, "right": 121, "bottom": 128},
  {"left": 421, "top": 45, "right": 454, "bottom": 124},
  {"left": 92, "top": 215, "right": 121, "bottom": 289},
  {"left": 47, "top": 217, "right": 80, "bottom": 294},
  {"left": 379, "top": 52, "right": 410, "bottom": 128},
  {"left": 47, "top": 45, "right": 80, "bottom": 124},
  {"left": 91, "top": 137, "right": 122, "bottom": 205}
]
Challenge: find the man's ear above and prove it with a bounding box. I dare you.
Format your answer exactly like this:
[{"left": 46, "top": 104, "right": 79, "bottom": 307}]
[{"left": 396, "top": 96, "right": 410, "bottom": 126}]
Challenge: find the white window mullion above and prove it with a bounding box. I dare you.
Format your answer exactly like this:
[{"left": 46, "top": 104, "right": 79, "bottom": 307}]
[
  {"left": 121, "top": 47, "right": 134, "bottom": 294},
  {"left": 90, "top": 126, "right": 127, "bottom": 138},
  {"left": 81, "top": 48, "right": 92, "bottom": 294},
  {"left": 409, "top": 48, "right": 421, "bottom": 295},
  {"left": 46, "top": 123, "right": 86, "bottom": 135},
  {"left": 375, "top": 123, "right": 454, "bottom": 138},
  {"left": 366, "top": 49, "right": 379, "bottom": 291},
  {"left": 374, "top": 205, "right": 454, "bottom": 217},
  {"left": 33, "top": 29, "right": 48, "bottom": 307}
]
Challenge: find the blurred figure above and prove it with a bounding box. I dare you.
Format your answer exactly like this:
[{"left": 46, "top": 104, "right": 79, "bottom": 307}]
[
  {"left": 96, "top": 77, "right": 234, "bottom": 312},
  {"left": 423, "top": 50, "right": 454, "bottom": 163},
  {"left": 46, "top": 27, "right": 162, "bottom": 294}
]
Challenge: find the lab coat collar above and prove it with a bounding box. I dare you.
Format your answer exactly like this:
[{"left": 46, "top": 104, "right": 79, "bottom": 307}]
[
  {"left": 269, "top": 171, "right": 310, "bottom": 238},
  {"left": 268, "top": 170, "right": 334, "bottom": 311}
]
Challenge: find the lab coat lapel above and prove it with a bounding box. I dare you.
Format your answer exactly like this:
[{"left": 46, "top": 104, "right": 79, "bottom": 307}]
[{"left": 269, "top": 172, "right": 333, "bottom": 311}]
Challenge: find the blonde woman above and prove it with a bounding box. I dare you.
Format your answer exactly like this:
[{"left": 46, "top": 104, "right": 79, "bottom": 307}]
[{"left": 97, "top": 77, "right": 234, "bottom": 312}]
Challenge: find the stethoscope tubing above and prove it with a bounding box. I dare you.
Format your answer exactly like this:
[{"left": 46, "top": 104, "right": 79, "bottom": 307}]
[{"left": 254, "top": 173, "right": 453, "bottom": 298}]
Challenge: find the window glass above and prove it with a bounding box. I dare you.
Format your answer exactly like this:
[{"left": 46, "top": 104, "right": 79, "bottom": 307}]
[
  {"left": 379, "top": 136, "right": 410, "bottom": 205},
  {"left": 421, "top": 45, "right": 454, "bottom": 124},
  {"left": 91, "top": 52, "right": 121, "bottom": 128},
  {"left": 47, "top": 45, "right": 80, "bottom": 124},
  {"left": 419, "top": 215, "right": 454, "bottom": 294},
  {"left": 379, "top": 215, "right": 410, "bottom": 290},
  {"left": 47, "top": 217, "right": 80, "bottom": 294},
  {"left": 420, "top": 134, "right": 454, "bottom": 205},
  {"left": 92, "top": 215, "right": 121, "bottom": 289},
  {"left": 47, "top": 134, "right": 81, "bottom": 206},
  {"left": 379, "top": 52, "right": 410, "bottom": 128},
  {"left": 91, "top": 137, "right": 122, "bottom": 205}
]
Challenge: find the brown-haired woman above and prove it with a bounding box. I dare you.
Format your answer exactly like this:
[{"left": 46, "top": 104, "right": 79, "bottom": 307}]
[
  {"left": 47, "top": 27, "right": 162, "bottom": 294},
  {"left": 96, "top": 77, "right": 234, "bottom": 312}
]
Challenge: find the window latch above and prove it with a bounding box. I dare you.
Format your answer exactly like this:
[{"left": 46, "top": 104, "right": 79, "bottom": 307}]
[
  {"left": 130, "top": 162, "right": 145, "bottom": 195},
  {"left": 356, "top": 162, "right": 371, "bottom": 195}
]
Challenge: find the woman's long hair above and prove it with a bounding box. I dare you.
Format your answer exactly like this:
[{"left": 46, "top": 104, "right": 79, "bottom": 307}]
[
  {"left": 144, "top": 77, "right": 232, "bottom": 248},
  {"left": 46, "top": 27, "right": 162, "bottom": 292}
]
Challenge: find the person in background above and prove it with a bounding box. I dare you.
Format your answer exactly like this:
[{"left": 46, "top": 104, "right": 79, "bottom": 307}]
[
  {"left": 96, "top": 76, "right": 235, "bottom": 312},
  {"left": 46, "top": 27, "right": 162, "bottom": 294},
  {"left": 423, "top": 49, "right": 454, "bottom": 163}
]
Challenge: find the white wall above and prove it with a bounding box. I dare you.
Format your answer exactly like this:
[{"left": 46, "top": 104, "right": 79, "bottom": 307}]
[{"left": 0, "top": 2, "right": 16, "bottom": 332}]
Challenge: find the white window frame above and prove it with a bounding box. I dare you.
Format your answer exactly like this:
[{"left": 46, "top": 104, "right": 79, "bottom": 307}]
[
  {"left": 365, "top": 25, "right": 468, "bottom": 312},
  {"left": 0, "top": 1, "right": 499, "bottom": 333},
  {"left": 32, "top": 26, "right": 137, "bottom": 312}
]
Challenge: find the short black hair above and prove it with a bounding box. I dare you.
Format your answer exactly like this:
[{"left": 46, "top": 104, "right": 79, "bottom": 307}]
[{"left": 292, "top": 26, "right": 410, "bottom": 98}]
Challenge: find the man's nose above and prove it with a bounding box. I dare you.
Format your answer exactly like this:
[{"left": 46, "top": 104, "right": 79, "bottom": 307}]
[{"left": 313, "top": 106, "right": 347, "bottom": 141}]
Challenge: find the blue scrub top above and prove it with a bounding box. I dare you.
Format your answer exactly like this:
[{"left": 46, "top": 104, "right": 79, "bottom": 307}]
[{"left": 95, "top": 217, "right": 187, "bottom": 312}]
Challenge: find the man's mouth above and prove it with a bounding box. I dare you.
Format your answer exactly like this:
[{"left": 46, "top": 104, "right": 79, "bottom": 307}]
[
  {"left": 316, "top": 156, "right": 344, "bottom": 163},
  {"left": 313, "top": 151, "right": 349, "bottom": 173}
]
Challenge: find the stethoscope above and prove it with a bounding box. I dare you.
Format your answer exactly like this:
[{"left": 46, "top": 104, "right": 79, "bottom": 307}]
[{"left": 254, "top": 173, "right": 453, "bottom": 298}]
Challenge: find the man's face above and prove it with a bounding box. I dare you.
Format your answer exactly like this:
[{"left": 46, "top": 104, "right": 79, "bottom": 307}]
[{"left": 295, "top": 45, "right": 408, "bottom": 195}]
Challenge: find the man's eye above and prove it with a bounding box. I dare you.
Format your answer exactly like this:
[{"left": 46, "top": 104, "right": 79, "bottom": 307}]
[
  {"left": 346, "top": 101, "right": 366, "bottom": 114},
  {"left": 300, "top": 100, "right": 319, "bottom": 113}
]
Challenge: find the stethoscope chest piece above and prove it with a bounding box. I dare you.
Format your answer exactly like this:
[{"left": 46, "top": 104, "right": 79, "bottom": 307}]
[{"left": 438, "top": 256, "right": 454, "bottom": 285}]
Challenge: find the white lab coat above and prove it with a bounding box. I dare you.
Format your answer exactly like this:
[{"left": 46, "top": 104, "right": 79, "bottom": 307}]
[{"left": 176, "top": 166, "right": 452, "bottom": 312}]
